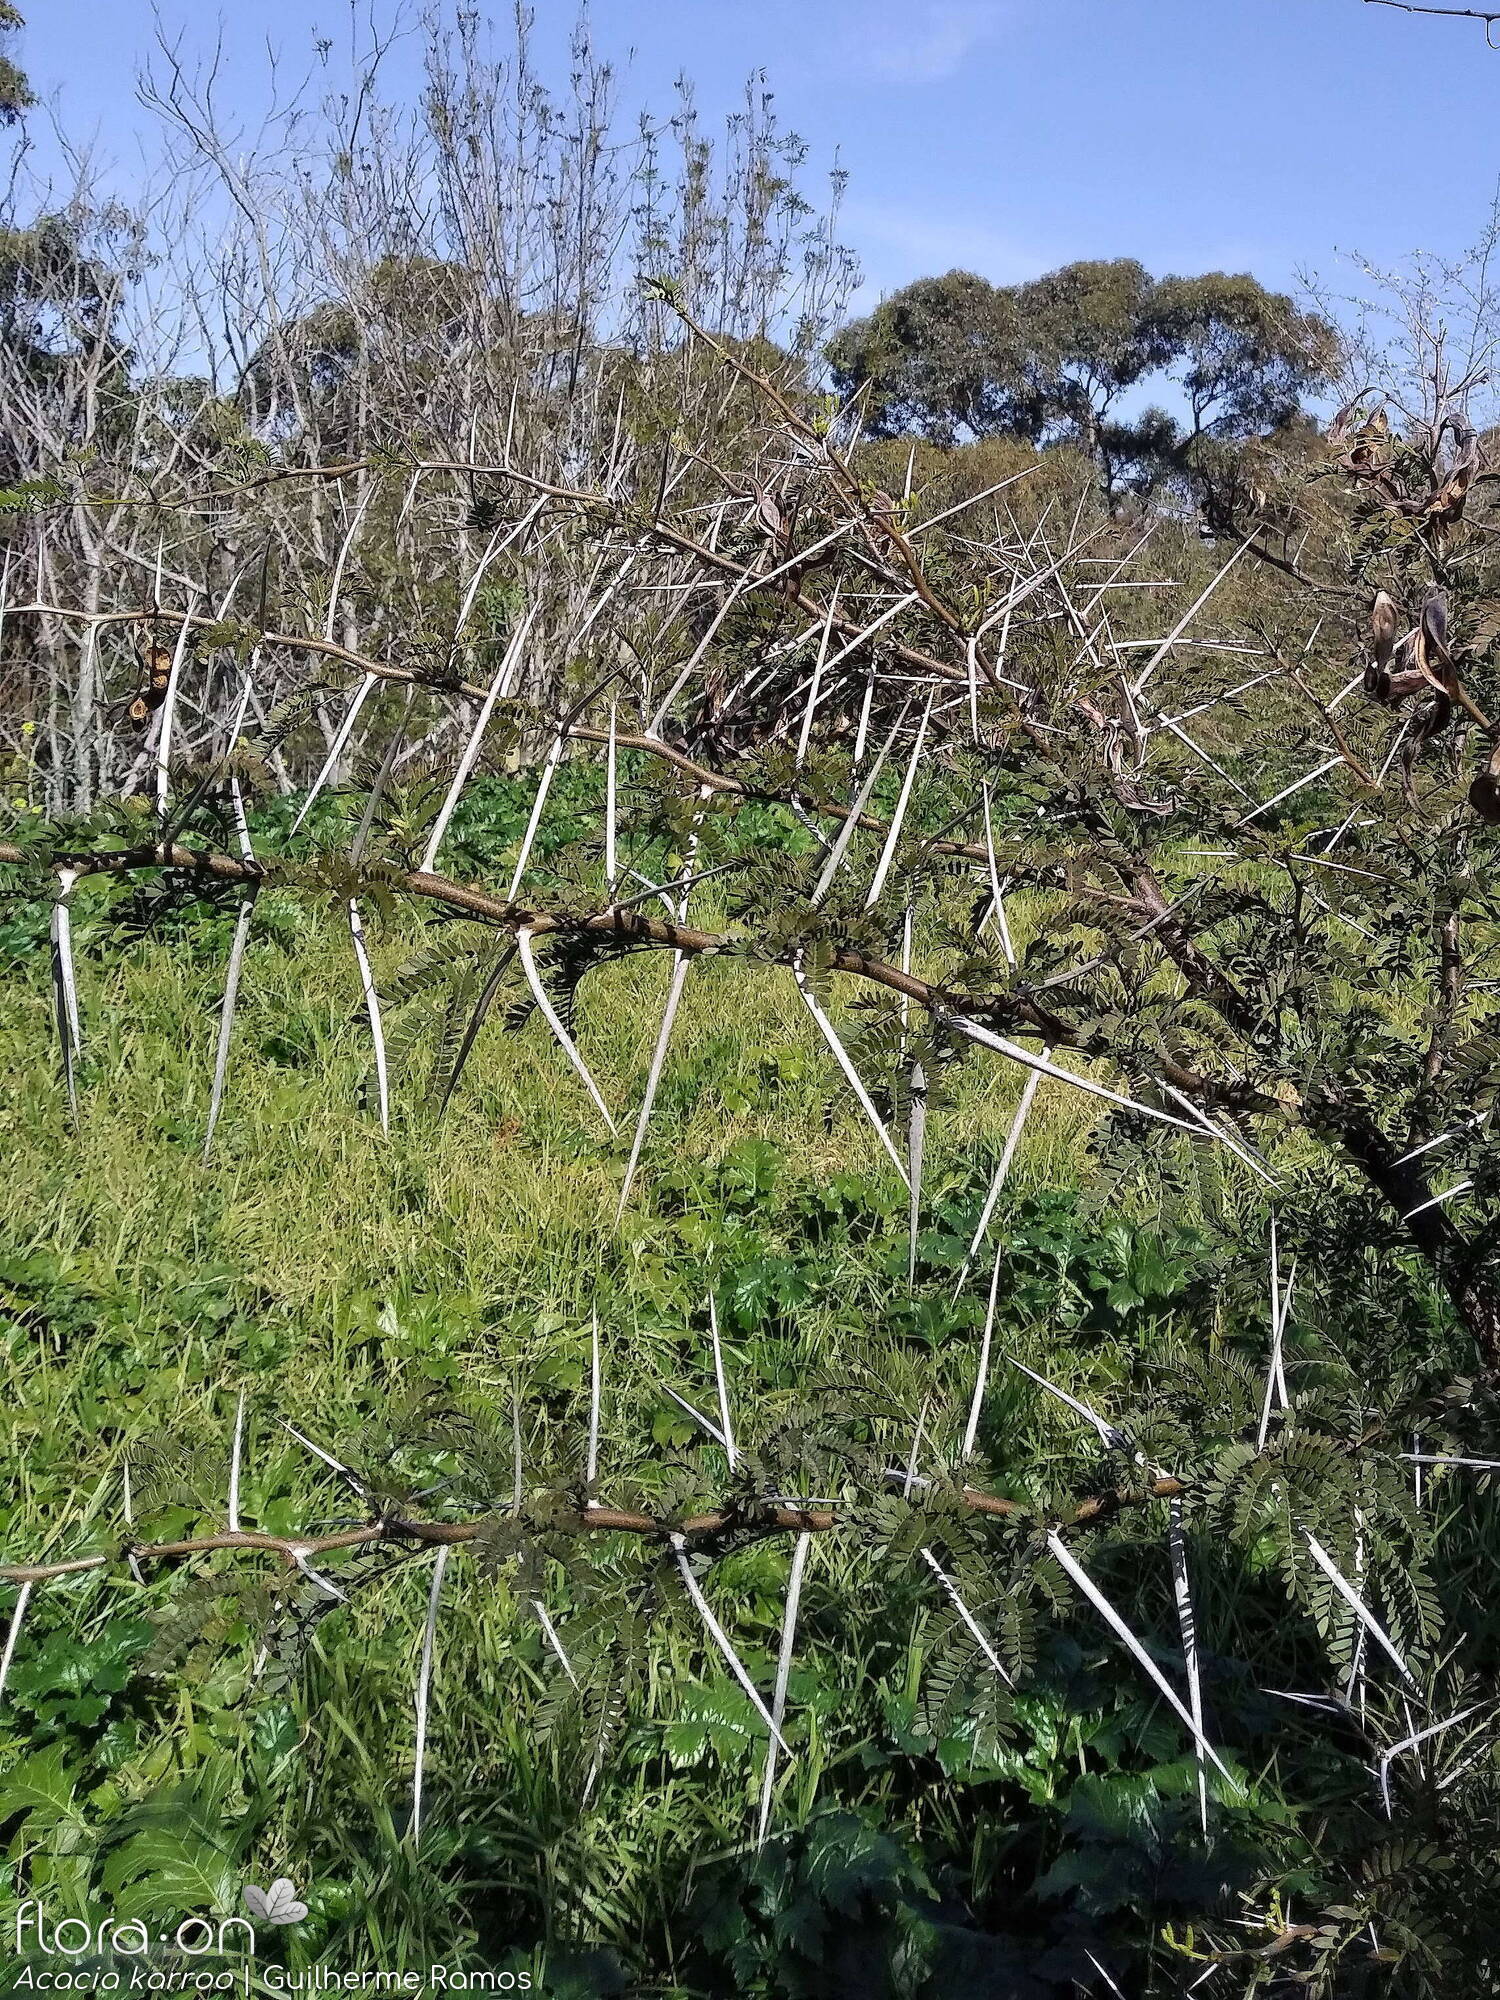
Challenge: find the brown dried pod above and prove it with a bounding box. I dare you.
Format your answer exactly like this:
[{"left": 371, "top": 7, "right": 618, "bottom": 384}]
[
  {"left": 1370, "top": 589, "right": 1399, "bottom": 670},
  {"left": 1382, "top": 665, "right": 1430, "bottom": 706},
  {"left": 1469, "top": 740, "right": 1500, "bottom": 822},
  {"left": 1411, "top": 689, "right": 1453, "bottom": 742},
  {"left": 1421, "top": 587, "right": 1449, "bottom": 663},
  {"left": 754, "top": 488, "right": 786, "bottom": 542}
]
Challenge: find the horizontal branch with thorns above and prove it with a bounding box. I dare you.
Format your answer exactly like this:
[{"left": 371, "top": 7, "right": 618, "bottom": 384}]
[{"left": 0, "top": 1476, "right": 1190, "bottom": 1587}]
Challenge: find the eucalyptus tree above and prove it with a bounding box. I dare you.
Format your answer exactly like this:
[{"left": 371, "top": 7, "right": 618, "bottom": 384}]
[{"left": 827, "top": 258, "right": 1335, "bottom": 502}]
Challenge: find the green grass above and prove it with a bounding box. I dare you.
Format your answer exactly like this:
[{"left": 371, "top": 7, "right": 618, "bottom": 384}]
[{"left": 0, "top": 812, "right": 1429, "bottom": 1995}]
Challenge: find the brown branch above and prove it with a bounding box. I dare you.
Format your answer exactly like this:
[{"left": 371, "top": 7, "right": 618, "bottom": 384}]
[
  {"left": 0, "top": 1478, "right": 1189, "bottom": 1585},
  {"left": 1364, "top": 0, "right": 1500, "bottom": 26},
  {"left": 12, "top": 601, "right": 1015, "bottom": 867},
  {"left": 0, "top": 835, "right": 1275, "bottom": 1118}
]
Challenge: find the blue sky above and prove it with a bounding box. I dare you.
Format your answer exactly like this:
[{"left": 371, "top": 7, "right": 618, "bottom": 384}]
[{"left": 18, "top": 0, "right": 1500, "bottom": 311}]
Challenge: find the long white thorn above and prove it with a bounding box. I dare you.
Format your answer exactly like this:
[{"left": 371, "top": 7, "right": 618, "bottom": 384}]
[
  {"left": 1302, "top": 1530, "right": 1417, "bottom": 1686},
  {"left": 506, "top": 735, "right": 564, "bottom": 902},
  {"left": 347, "top": 901, "right": 390, "bottom": 1136},
  {"left": 756, "top": 1533, "right": 813, "bottom": 1848},
  {"left": 793, "top": 955, "right": 910, "bottom": 1186},
  {"left": 961, "top": 1242, "right": 1006, "bottom": 1458},
  {"left": 1007, "top": 1353, "right": 1127, "bottom": 1452},
  {"left": 943, "top": 1014, "right": 1208, "bottom": 1137},
  {"left": 661, "top": 1381, "right": 730, "bottom": 1450},
  {"left": 203, "top": 778, "right": 257, "bottom": 1162},
  {"left": 1047, "top": 1532, "right": 1236, "bottom": 1785},
  {"left": 325, "top": 485, "right": 376, "bottom": 643},
  {"left": 955, "top": 1065, "right": 1045, "bottom": 1295},
  {"left": 533, "top": 1598, "right": 580, "bottom": 1688},
  {"left": 1168, "top": 1497, "right": 1210, "bottom": 1834},
  {"left": 228, "top": 1389, "right": 246, "bottom": 1534},
  {"left": 421, "top": 606, "right": 539, "bottom": 874},
  {"left": 290, "top": 673, "right": 378, "bottom": 834},
  {"left": 671, "top": 1535, "right": 789, "bottom": 1751},
  {"left": 708, "top": 1294, "right": 736, "bottom": 1471},
  {"left": 605, "top": 702, "right": 619, "bottom": 894},
  {"left": 1378, "top": 1705, "right": 1486, "bottom": 1818},
  {"left": 1237, "top": 757, "right": 1343, "bottom": 828},
  {"left": 616, "top": 954, "right": 690, "bottom": 1216},
  {"left": 795, "top": 590, "right": 839, "bottom": 769},
  {"left": 280, "top": 1420, "right": 366, "bottom": 1495},
  {"left": 1130, "top": 534, "right": 1256, "bottom": 699},
  {"left": 980, "top": 785, "right": 1015, "bottom": 968},
  {"left": 865, "top": 690, "right": 933, "bottom": 910},
  {"left": 1159, "top": 1083, "right": 1280, "bottom": 1189},
  {"left": 410, "top": 1547, "right": 451, "bottom": 1846},
  {"left": 810, "top": 700, "right": 911, "bottom": 908},
  {"left": 586, "top": 1317, "right": 601, "bottom": 1493},
  {"left": 919, "top": 1549, "right": 1013, "bottom": 1685},
  {"left": 0, "top": 1581, "right": 33, "bottom": 1711},
  {"left": 50, "top": 866, "right": 83, "bottom": 1119},
  {"left": 153, "top": 613, "right": 196, "bottom": 824},
  {"left": 1257, "top": 1218, "right": 1289, "bottom": 1452},
  {"left": 516, "top": 925, "right": 616, "bottom": 1134}
]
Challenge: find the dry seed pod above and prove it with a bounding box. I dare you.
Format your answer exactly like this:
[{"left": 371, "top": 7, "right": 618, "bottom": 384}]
[
  {"left": 1411, "top": 689, "right": 1453, "bottom": 742},
  {"left": 1429, "top": 465, "right": 1475, "bottom": 524},
  {"left": 1363, "top": 660, "right": 1391, "bottom": 702},
  {"left": 754, "top": 488, "right": 786, "bottom": 542},
  {"left": 1381, "top": 665, "right": 1430, "bottom": 706},
  {"left": 1469, "top": 739, "right": 1500, "bottom": 822},
  {"left": 1370, "top": 590, "right": 1399, "bottom": 670},
  {"left": 1421, "top": 588, "right": 1449, "bottom": 662}
]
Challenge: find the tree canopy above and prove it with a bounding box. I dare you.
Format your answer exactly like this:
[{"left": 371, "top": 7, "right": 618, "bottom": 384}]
[
  {"left": 827, "top": 258, "right": 1336, "bottom": 500},
  {"left": 0, "top": 3, "right": 32, "bottom": 126}
]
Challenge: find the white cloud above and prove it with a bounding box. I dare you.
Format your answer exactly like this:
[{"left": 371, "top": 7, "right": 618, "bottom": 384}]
[{"left": 859, "top": 1, "right": 1007, "bottom": 84}]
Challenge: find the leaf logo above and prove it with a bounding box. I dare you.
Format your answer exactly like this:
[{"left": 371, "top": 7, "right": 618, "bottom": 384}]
[{"left": 243, "top": 1879, "right": 307, "bottom": 1926}]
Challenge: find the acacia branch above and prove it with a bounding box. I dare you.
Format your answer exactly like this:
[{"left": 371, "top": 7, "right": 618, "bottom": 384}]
[
  {"left": 0, "top": 834, "right": 1274, "bottom": 1118},
  {"left": 0, "top": 1477, "right": 1190, "bottom": 1585},
  {"left": 1364, "top": 0, "right": 1500, "bottom": 26}
]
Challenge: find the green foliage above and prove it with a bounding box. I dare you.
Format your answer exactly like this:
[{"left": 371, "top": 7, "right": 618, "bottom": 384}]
[{"left": 827, "top": 258, "right": 1333, "bottom": 501}]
